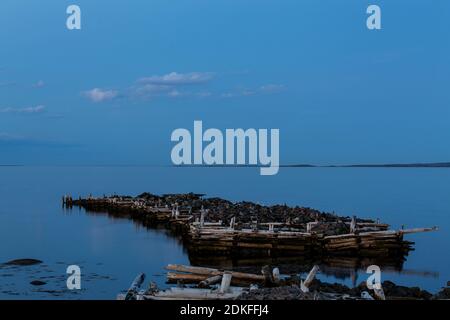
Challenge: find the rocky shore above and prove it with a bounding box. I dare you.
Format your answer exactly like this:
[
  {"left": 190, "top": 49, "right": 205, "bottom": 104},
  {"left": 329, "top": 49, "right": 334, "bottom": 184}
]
[
  {"left": 65, "top": 192, "right": 442, "bottom": 300},
  {"left": 239, "top": 279, "right": 450, "bottom": 300}
]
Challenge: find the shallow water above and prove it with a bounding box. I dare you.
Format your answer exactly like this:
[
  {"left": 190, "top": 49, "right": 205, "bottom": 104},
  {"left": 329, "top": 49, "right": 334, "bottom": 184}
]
[{"left": 0, "top": 166, "right": 448, "bottom": 299}]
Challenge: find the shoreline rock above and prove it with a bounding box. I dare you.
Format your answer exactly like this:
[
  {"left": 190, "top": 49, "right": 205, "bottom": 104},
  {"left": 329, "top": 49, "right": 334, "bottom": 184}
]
[
  {"left": 3, "top": 259, "right": 43, "bottom": 266},
  {"left": 239, "top": 279, "right": 447, "bottom": 300}
]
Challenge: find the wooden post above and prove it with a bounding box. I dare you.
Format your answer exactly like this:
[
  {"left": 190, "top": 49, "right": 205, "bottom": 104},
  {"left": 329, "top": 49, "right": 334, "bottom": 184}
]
[
  {"left": 350, "top": 216, "right": 357, "bottom": 233},
  {"left": 200, "top": 206, "right": 206, "bottom": 228},
  {"left": 301, "top": 265, "right": 319, "bottom": 293},
  {"left": 261, "top": 265, "right": 274, "bottom": 286},
  {"left": 229, "top": 217, "right": 235, "bottom": 230},
  {"left": 220, "top": 272, "right": 232, "bottom": 293},
  {"left": 272, "top": 267, "right": 280, "bottom": 284}
]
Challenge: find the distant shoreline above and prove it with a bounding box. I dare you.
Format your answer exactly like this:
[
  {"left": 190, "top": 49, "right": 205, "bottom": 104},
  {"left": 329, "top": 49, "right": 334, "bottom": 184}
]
[
  {"left": 283, "top": 162, "right": 450, "bottom": 168},
  {"left": 1, "top": 163, "right": 449, "bottom": 168}
]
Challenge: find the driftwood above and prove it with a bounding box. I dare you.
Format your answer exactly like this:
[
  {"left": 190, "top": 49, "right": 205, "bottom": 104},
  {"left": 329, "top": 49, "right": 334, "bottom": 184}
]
[
  {"left": 146, "top": 286, "right": 244, "bottom": 300},
  {"left": 165, "top": 264, "right": 265, "bottom": 282},
  {"left": 125, "top": 273, "right": 145, "bottom": 300},
  {"left": 301, "top": 265, "right": 320, "bottom": 293},
  {"left": 167, "top": 272, "right": 207, "bottom": 283},
  {"left": 199, "top": 275, "right": 223, "bottom": 288}
]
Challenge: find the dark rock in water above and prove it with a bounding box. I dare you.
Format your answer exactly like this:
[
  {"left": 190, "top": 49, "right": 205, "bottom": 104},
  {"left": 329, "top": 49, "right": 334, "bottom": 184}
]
[
  {"left": 4, "top": 259, "right": 43, "bottom": 266},
  {"left": 30, "top": 280, "right": 46, "bottom": 286}
]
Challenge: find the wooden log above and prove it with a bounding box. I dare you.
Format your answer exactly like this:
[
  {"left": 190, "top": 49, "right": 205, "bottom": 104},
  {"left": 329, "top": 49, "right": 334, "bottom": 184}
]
[
  {"left": 166, "top": 264, "right": 219, "bottom": 275},
  {"left": 149, "top": 287, "right": 243, "bottom": 300},
  {"left": 167, "top": 272, "right": 206, "bottom": 283},
  {"left": 168, "top": 272, "right": 255, "bottom": 286},
  {"left": 125, "top": 273, "right": 145, "bottom": 300},
  {"left": 165, "top": 264, "right": 265, "bottom": 281},
  {"left": 301, "top": 265, "right": 319, "bottom": 293},
  {"left": 399, "top": 227, "right": 438, "bottom": 234},
  {"left": 199, "top": 275, "right": 222, "bottom": 288},
  {"left": 324, "top": 231, "right": 397, "bottom": 240}
]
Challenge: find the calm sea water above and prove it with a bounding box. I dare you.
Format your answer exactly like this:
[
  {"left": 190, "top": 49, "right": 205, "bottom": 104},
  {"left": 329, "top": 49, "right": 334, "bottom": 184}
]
[{"left": 0, "top": 166, "right": 448, "bottom": 299}]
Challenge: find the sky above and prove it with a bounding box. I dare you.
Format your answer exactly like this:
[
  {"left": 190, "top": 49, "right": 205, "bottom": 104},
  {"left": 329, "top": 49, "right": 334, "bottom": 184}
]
[{"left": 0, "top": 0, "right": 449, "bottom": 166}]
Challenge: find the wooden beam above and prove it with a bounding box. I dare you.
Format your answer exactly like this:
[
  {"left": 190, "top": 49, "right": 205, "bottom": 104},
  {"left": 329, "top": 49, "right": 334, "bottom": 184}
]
[{"left": 165, "top": 264, "right": 265, "bottom": 281}]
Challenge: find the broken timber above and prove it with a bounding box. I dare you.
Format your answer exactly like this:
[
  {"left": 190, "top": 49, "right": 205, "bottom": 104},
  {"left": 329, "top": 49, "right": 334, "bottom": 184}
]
[
  {"left": 165, "top": 264, "right": 265, "bottom": 286},
  {"left": 67, "top": 194, "right": 438, "bottom": 260},
  {"left": 187, "top": 225, "right": 438, "bottom": 258}
]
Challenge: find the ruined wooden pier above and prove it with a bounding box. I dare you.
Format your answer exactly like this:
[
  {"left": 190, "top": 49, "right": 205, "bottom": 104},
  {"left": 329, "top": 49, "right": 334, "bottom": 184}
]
[
  {"left": 186, "top": 223, "right": 436, "bottom": 258},
  {"left": 65, "top": 193, "right": 438, "bottom": 261}
]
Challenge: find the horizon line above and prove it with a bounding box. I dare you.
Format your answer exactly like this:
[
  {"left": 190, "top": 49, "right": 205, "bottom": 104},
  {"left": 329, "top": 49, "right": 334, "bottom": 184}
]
[{"left": 1, "top": 161, "right": 450, "bottom": 168}]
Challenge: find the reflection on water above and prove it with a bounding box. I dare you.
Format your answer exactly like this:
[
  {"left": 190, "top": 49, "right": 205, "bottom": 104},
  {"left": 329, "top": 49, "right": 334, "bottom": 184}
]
[
  {"left": 76, "top": 203, "right": 439, "bottom": 291},
  {"left": 0, "top": 166, "right": 448, "bottom": 299}
]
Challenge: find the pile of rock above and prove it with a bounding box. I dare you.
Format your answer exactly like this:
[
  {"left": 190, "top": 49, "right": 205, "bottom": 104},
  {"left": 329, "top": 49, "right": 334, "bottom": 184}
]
[
  {"left": 136, "top": 192, "right": 370, "bottom": 227},
  {"left": 240, "top": 278, "right": 446, "bottom": 300}
]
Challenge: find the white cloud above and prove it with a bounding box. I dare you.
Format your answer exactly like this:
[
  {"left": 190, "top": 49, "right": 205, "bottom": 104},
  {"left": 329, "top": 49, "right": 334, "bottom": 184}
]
[
  {"left": 131, "top": 72, "right": 214, "bottom": 100},
  {"left": 0, "top": 105, "right": 46, "bottom": 114},
  {"left": 138, "top": 72, "right": 214, "bottom": 85},
  {"left": 83, "top": 88, "right": 118, "bottom": 103},
  {"left": 82, "top": 72, "right": 283, "bottom": 103}
]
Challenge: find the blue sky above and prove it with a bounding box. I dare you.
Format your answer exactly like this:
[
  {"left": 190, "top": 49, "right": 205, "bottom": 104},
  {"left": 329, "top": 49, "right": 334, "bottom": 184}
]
[{"left": 0, "top": 0, "right": 449, "bottom": 165}]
